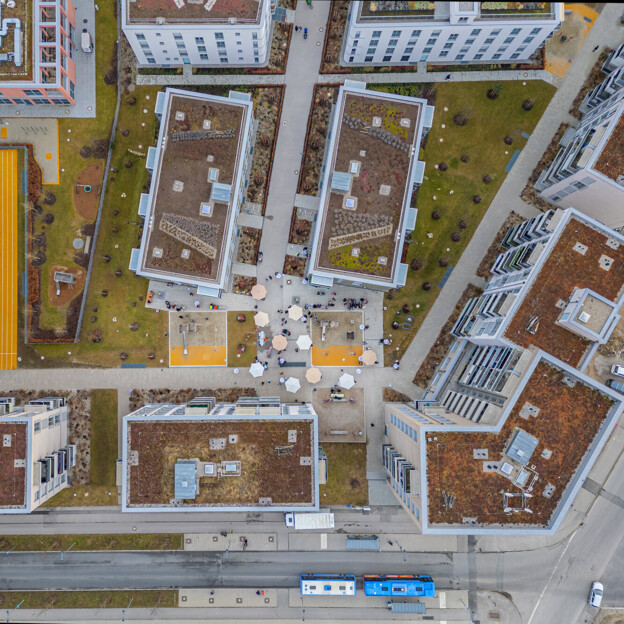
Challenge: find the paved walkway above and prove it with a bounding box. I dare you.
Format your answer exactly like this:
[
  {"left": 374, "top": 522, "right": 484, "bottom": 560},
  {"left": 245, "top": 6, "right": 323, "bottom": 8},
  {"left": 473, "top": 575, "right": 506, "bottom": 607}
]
[{"left": 398, "top": 2, "right": 624, "bottom": 381}]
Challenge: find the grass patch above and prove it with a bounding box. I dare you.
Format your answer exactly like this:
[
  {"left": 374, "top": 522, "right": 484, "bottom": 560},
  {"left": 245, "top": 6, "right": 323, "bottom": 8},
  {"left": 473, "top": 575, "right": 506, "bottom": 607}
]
[
  {"left": 90, "top": 389, "right": 118, "bottom": 487},
  {"left": 0, "top": 591, "right": 176, "bottom": 609},
  {"left": 319, "top": 443, "right": 368, "bottom": 506},
  {"left": 370, "top": 80, "right": 556, "bottom": 364},
  {"left": 227, "top": 311, "right": 257, "bottom": 367},
  {"left": 0, "top": 534, "right": 182, "bottom": 552}
]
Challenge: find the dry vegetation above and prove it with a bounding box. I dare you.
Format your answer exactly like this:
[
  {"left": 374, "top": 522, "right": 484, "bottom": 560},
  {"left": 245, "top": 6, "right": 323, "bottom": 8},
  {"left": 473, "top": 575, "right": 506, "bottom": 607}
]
[{"left": 475, "top": 212, "right": 525, "bottom": 278}]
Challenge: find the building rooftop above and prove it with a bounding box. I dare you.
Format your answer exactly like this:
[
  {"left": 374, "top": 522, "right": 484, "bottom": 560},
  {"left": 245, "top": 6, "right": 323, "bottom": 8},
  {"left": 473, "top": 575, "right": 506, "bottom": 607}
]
[
  {"left": 312, "top": 88, "right": 424, "bottom": 282},
  {"left": 426, "top": 359, "right": 617, "bottom": 527},
  {"left": 504, "top": 217, "right": 624, "bottom": 367},
  {"left": 139, "top": 91, "right": 250, "bottom": 287},
  {"left": 125, "top": 417, "right": 317, "bottom": 509},
  {"left": 0, "top": 421, "right": 27, "bottom": 509},
  {"left": 126, "top": 0, "right": 261, "bottom": 24},
  {"left": 594, "top": 113, "right": 624, "bottom": 184},
  {"left": 0, "top": 0, "right": 32, "bottom": 83},
  {"left": 358, "top": 1, "right": 555, "bottom": 21}
]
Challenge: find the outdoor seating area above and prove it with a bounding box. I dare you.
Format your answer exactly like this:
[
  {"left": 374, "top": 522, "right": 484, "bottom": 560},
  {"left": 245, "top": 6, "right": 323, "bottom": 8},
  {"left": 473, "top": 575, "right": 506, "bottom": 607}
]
[{"left": 169, "top": 311, "right": 227, "bottom": 367}]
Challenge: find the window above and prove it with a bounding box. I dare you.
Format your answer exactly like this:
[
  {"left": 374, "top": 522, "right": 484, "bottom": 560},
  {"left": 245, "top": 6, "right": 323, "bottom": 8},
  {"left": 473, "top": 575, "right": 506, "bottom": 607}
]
[
  {"left": 458, "top": 16, "right": 468, "bottom": 22},
  {"left": 511, "top": 53, "right": 520, "bottom": 59},
  {"left": 147, "top": 57, "right": 156, "bottom": 64},
  {"left": 432, "top": 30, "right": 441, "bottom": 36},
  {"left": 173, "top": 33, "right": 183, "bottom": 40},
  {"left": 493, "top": 53, "right": 502, "bottom": 59},
  {"left": 460, "top": 47, "right": 469, "bottom": 53},
  {"left": 372, "top": 30, "right": 381, "bottom": 38},
  {"left": 523, "top": 36, "right": 534, "bottom": 44},
  {"left": 466, "top": 38, "right": 475, "bottom": 44},
  {"left": 215, "top": 32, "right": 224, "bottom": 39},
  {"left": 370, "top": 39, "right": 379, "bottom": 46},
  {"left": 383, "top": 55, "right": 392, "bottom": 61},
  {"left": 365, "top": 55, "right": 373, "bottom": 62},
  {"left": 511, "top": 28, "right": 521, "bottom": 35},
  {"left": 531, "top": 27, "right": 541, "bottom": 35},
  {"left": 349, "top": 56, "right": 354, "bottom": 62},
  {"left": 195, "top": 37, "right": 204, "bottom": 44},
  {"left": 351, "top": 47, "right": 356, "bottom": 54},
  {"left": 352, "top": 39, "right": 359, "bottom": 46},
  {"left": 448, "top": 34, "right": 458, "bottom": 41},
  {"left": 492, "top": 29, "right": 501, "bottom": 36},
  {"left": 386, "top": 48, "right": 395, "bottom": 54},
  {"left": 439, "top": 50, "right": 449, "bottom": 57},
  {"left": 423, "top": 47, "right": 432, "bottom": 53},
  {"left": 485, "top": 37, "right": 494, "bottom": 44},
  {"left": 479, "top": 46, "right": 488, "bottom": 52},
  {"left": 471, "top": 28, "right": 481, "bottom": 36},
  {"left": 200, "top": 53, "right": 209, "bottom": 60},
  {"left": 355, "top": 31, "right": 361, "bottom": 38},
  {"left": 504, "top": 36, "right": 514, "bottom": 44},
  {"left": 217, "top": 41, "right": 226, "bottom": 48},
  {"left": 426, "top": 39, "right": 436, "bottom": 46},
  {"left": 34, "top": 421, "right": 41, "bottom": 432},
  {"left": 252, "top": 33, "right": 258, "bottom": 40},
  {"left": 405, "top": 47, "right": 413, "bottom": 53},
  {"left": 136, "top": 34, "right": 146, "bottom": 41},
  {"left": 411, "top": 29, "right": 421, "bottom": 37},
  {"left": 392, "top": 30, "right": 401, "bottom": 37},
  {"left": 456, "top": 54, "right": 464, "bottom": 60},
  {"left": 474, "top": 53, "right": 483, "bottom": 60},
  {"left": 401, "top": 55, "right": 410, "bottom": 61},
  {"left": 443, "top": 43, "right": 453, "bottom": 50},
  {"left": 367, "top": 48, "right": 376, "bottom": 55},
  {"left": 220, "top": 57, "right": 228, "bottom": 63},
  {"left": 389, "top": 38, "right": 398, "bottom": 46},
  {"left": 198, "top": 45, "right": 206, "bottom": 52}
]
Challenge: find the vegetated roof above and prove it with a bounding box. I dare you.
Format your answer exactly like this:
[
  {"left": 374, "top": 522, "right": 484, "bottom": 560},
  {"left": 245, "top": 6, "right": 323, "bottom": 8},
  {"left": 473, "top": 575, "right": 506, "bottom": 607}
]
[
  {"left": 127, "top": 0, "right": 261, "bottom": 23},
  {"left": 505, "top": 217, "right": 624, "bottom": 368},
  {"left": 313, "top": 90, "right": 423, "bottom": 281},
  {"left": 359, "top": 1, "right": 435, "bottom": 19},
  {"left": 0, "top": 0, "right": 33, "bottom": 83},
  {"left": 0, "top": 422, "right": 27, "bottom": 508},
  {"left": 593, "top": 113, "right": 624, "bottom": 183},
  {"left": 126, "top": 418, "right": 315, "bottom": 507},
  {"left": 141, "top": 92, "right": 248, "bottom": 285},
  {"left": 426, "top": 360, "right": 615, "bottom": 526}
]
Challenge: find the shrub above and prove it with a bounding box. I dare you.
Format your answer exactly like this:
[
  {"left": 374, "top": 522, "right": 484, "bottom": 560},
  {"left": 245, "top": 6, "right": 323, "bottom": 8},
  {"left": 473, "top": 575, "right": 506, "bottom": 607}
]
[
  {"left": 422, "top": 282, "right": 431, "bottom": 291},
  {"left": 410, "top": 258, "right": 423, "bottom": 271},
  {"left": 451, "top": 232, "right": 461, "bottom": 242}
]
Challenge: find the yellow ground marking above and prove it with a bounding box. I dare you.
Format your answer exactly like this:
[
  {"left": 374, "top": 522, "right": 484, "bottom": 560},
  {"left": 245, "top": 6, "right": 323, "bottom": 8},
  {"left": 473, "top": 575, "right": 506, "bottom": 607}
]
[
  {"left": 170, "top": 345, "right": 227, "bottom": 367},
  {"left": 311, "top": 345, "right": 364, "bottom": 367}
]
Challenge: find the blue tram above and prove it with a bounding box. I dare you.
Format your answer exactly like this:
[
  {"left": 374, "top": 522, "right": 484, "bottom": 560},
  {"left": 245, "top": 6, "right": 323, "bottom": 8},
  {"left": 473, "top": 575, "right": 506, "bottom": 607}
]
[{"left": 363, "top": 574, "right": 435, "bottom": 597}]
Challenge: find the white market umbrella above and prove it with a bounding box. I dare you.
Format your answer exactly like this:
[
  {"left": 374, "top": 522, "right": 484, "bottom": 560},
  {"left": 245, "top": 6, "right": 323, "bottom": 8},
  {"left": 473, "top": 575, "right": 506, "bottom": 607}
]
[
  {"left": 254, "top": 311, "right": 270, "bottom": 327},
  {"left": 249, "top": 362, "right": 264, "bottom": 378},
  {"left": 362, "top": 349, "right": 377, "bottom": 365},
  {"left": 285, "top": 377, "right": 301, "bottom": 393},
  {"left": 305, "top": 367, "right": 322, "bottom": 384},
  {"left": 251, "top": 284, "right": 267, "bottom": 300},
  {"left": 296, "top": 334, "right": 313, "bottom": 350},
  {"left": 338, "top": 373, "right": 355, "bottom": 390},
  {"left": 289, "top": 305, "right": 304, "bottom": 321},
  {"left": 272, "top": 334, "right": 288, "bottom": 350}
]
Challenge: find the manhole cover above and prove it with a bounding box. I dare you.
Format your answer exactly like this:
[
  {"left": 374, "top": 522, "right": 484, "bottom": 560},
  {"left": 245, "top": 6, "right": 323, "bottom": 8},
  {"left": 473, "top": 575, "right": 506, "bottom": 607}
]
[
  {"left": 489, "top": 611, "right": 501, "bottom": 618},
  {"left": 73, "top": 238, "right": 84, "bottom": 250}
]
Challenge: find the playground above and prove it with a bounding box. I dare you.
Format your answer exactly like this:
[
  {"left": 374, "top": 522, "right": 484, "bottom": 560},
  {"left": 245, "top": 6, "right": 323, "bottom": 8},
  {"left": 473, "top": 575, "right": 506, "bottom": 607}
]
[
  {"left": 47, "top": 265, "right": 85, "bottom": 308},
  {"left": 73, "top": 163, "right": 103, "bottom": 220},
  {"left": 169, "top": 310, "right": 228, "bottom": 367},
  {"left": 313, "top": 387, "right": 366, "bottom": 444},
  {"left": 310, "top": 311, "right": 364, "bottom": 367}
]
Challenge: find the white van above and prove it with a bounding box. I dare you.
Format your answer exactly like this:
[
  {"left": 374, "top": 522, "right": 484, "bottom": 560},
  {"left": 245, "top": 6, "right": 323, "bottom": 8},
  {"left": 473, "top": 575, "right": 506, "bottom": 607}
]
[{"left": 589, "top": 581, "right": 603, "bottom": 608}]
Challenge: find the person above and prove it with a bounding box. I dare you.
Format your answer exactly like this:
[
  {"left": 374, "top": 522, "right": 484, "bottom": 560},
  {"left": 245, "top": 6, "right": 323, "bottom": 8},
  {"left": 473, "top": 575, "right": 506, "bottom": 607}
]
[
  {"left": 445, "top": 74, "right": 451, "bottom": 80},
  {"left": 593, "top": 45, "right": 599, "bottom": 52}
]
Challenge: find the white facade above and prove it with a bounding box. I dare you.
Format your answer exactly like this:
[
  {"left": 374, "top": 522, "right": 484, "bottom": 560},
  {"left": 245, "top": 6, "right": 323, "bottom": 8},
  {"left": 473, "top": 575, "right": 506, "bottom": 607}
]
[
  {"left": 343, "top": 1, "right": 563, "bottom": 66},
  {"left": 0, "top": 398, "right": 75, "bottom": 514},
  {"left": 537, "top": 88, "right": 624, "bottom": 229},
  {"left": 121, "top": 0, "right": 272, "bottom": 67}
]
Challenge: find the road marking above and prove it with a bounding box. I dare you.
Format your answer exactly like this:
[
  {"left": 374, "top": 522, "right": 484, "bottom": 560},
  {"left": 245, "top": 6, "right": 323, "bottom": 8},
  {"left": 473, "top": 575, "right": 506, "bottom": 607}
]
[
  {"left": 526, "top": 528, "right": 579, "bottom": 624},
  {"left": 439, "top": 591, "right": 446, "bottom": 608}
]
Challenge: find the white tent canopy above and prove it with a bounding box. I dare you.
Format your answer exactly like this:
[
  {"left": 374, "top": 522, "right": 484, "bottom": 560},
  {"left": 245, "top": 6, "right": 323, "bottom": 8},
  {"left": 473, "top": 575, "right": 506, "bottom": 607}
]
[
  {"left": 254, "top": 311, "right": 269, "bottom": 327},
  {"left": 285, "top": 377, "right": 301, "bottom": 393},
  {"left": 338, "top": 373, "right": 355, "bottom": 390},
  {"left": 296, "top": 334, "right": 313, "bottom": 350},
  {"left": 288, "top": 305, "right": 304, "bottom": 321},
  {"left": 249, "top": 362, "right": 264, "bottom": 378}
]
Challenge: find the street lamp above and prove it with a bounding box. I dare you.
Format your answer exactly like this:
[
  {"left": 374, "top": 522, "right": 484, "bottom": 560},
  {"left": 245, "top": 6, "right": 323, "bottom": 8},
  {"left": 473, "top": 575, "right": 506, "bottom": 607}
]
[
  {"left": 394, "top": 539, "right": 407, "bottom": 562},
  {"left": 6, "top": 600, "right": 24, "bottom": 623},
  {"left": 121, "top": 598, "right": 133, "bottom": 622},
  {"left": 60, "top": 542, "right": 76, "bottom": 561},
  {"left": 225, "top": 539, "right": 231, "bottom": 561}
]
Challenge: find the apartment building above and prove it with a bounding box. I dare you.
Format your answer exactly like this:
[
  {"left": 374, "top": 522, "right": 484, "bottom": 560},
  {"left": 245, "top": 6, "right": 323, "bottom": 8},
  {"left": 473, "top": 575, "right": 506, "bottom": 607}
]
[
  {"left": 536, "top": 83, "right": 624, "bottom": 228},
  {"left": 122, "top": 397, "right": 319, "bottom": 512},
  {"left": 0, "top": 0, "right": 78, "bottom": 106},
  {"left": 129, "top": 87, "right": 255, "bottom": 298},
  {"left": 121, "top": 0, "right": 272, "bottom": 68},
  {"left": 307, "top": 80, "right": 433, "bottom": 291},
  {"left": 383, "top": 208, "right": 624, "bottom": 533},
  {"left": 342, "top": 1, "right": 563, "bottom": 67},
  {"left": 0, "top": 397, "right": 76, "bottom": 513}
]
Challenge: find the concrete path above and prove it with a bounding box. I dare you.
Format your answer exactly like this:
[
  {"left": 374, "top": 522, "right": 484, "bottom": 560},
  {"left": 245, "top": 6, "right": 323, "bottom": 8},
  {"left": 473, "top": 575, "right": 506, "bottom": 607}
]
[{"left": 398, "top": 2, "right": 624, "bottom": 382}]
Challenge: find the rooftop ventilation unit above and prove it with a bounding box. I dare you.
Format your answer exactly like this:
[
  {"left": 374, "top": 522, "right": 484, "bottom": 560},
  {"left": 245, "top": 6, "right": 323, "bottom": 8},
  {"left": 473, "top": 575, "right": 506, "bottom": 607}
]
[{"left": 578, "top": 311, "right": 591, "bottom": 324}]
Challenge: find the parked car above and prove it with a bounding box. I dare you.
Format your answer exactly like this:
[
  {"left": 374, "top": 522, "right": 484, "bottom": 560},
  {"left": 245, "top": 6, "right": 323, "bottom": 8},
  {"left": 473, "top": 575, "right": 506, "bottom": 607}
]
[
  {"left": 610, "top": 364, "right": 624, "bottom": 377},
  {"left": 606, "top": 379, "right": 624, "bottom": 393},
  {"left": 589, "top": 581, "right": 603, "bottom": 608}
]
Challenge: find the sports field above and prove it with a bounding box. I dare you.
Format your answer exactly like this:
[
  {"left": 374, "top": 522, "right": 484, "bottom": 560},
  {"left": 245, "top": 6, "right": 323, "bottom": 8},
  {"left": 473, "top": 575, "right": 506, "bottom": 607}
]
[{"left": 0, "top": 149, "right": 17, "bottom": 369}]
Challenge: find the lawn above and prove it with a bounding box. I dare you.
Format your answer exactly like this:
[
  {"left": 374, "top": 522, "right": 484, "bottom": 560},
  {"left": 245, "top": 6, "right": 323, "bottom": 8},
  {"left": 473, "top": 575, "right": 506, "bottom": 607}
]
[
  {"left": 0, "top": 534, "right": 183, "bottom": 552},
  {"left": 227, "top": 311, "right": 257, "bottom": 367},
  {"left": 0, "top": 591, "right": 176, "bottom": 609},
  {"left": 20, "top": 86, "right": 169, "bottom": 368},
  {"left": 319, "top": 443, "right": 368, "bottom": 506},
  {"left": 28, "top": 0, "right": 118, "bottom": 336},
  {"left": 370, "top": 81, "right": 556, "bottom": 364},
  {"left": 89, "top": 389, "right": 118, "bottom": 486}
]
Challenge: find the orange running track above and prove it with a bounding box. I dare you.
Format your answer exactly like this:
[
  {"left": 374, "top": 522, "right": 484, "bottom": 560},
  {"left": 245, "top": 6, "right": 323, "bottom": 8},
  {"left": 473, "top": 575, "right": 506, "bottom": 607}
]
[{"left": 0, "top": 149, "right": 17, "bottom": 370}]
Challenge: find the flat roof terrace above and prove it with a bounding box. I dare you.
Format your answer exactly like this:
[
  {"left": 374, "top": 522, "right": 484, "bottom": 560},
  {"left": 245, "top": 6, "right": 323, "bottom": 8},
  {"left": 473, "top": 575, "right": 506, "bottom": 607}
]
[
  {"left": 505, "top": 217, "right": 624, "bottom": 367},
  {"left": 126, "top": 0, "right": 261, "bottom": 24},
  {"left": 594, "top": 113, "right": 624, "bottom": 184},
  {"left": 0, "top": 421, "right": 27, "bottom": 509},
  {"left": 426, "top": 359, "right": 617, "bottom": 527},
  {"left": 313, "top": 90, "right": 423, "bottom": 282},
  {"left": 126, "top": 417, "right": 316, "bottom": 508},
  {"left": 0, "top": 0, "right": 32, "bottom": 83},
  {"left": 140, "top": 91, "right": 248, "bottom": 286}
]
